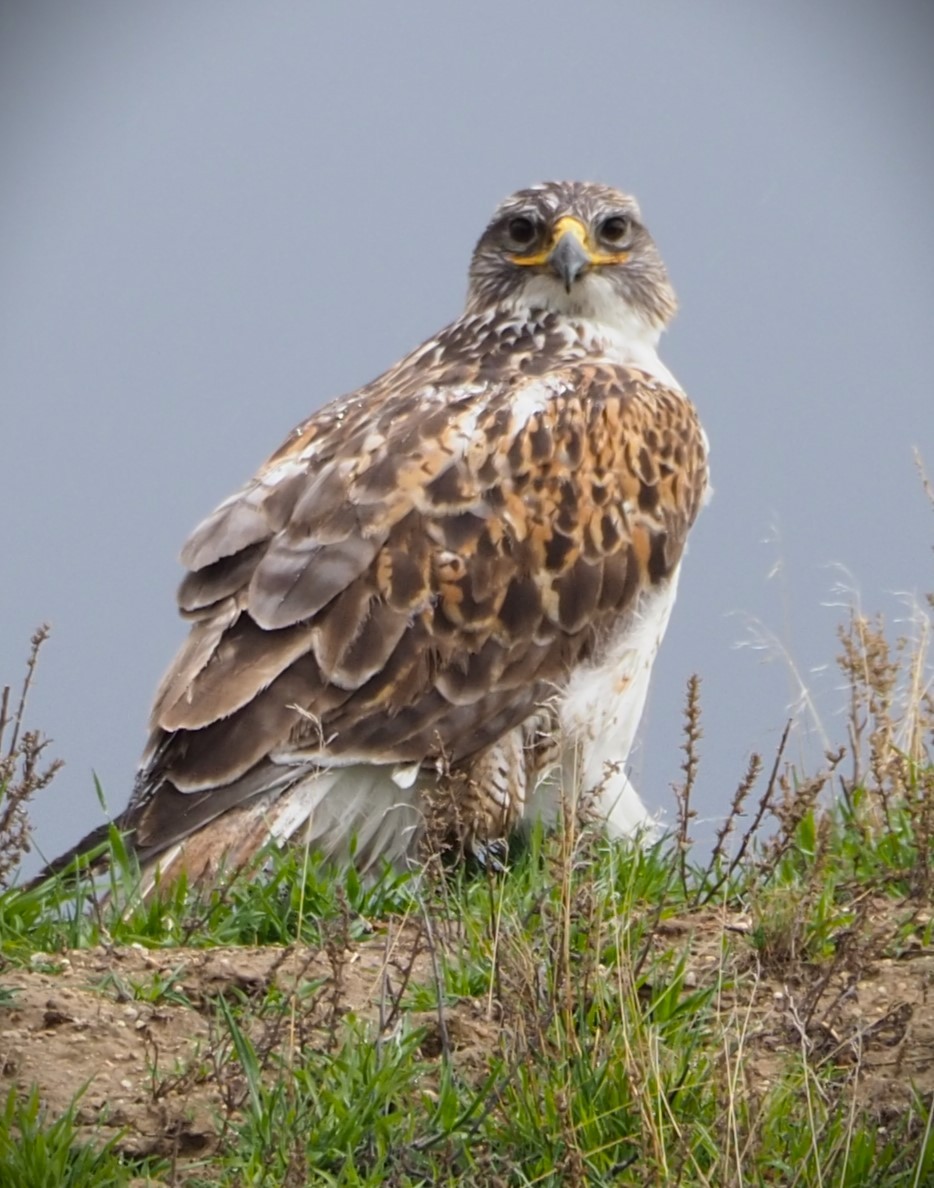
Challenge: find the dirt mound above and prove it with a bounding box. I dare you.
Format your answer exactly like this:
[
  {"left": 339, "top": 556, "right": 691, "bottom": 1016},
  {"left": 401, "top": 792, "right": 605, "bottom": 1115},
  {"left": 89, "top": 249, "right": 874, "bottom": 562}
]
[{"left": 2, "top": 903, "right": 932, "bottom": 1171}]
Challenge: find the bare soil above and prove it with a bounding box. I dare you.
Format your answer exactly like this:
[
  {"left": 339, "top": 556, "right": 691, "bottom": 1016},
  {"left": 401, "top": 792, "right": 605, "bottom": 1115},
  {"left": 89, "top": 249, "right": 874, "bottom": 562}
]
[{"left": 1, "top": 901, "right": 932, "bottom": 1176}]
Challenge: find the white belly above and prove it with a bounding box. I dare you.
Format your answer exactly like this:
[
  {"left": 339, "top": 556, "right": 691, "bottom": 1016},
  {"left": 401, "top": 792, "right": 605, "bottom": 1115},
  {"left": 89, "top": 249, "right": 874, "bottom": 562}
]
[{"left": 535, "top": 568, "right": 681, "bottom": 837}]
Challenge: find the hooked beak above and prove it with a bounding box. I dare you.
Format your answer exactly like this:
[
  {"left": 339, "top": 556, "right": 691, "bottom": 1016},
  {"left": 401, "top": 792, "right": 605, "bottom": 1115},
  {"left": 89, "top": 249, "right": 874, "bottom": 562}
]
[{"left": 548, "top": 227, "right": 592, "bottom": 293}]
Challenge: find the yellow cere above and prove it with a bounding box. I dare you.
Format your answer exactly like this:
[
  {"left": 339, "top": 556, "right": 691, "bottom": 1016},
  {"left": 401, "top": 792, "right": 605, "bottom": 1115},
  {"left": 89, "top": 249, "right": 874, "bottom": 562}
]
[{"left": 510, "top": 215, "right": 629, "bottom": 268}]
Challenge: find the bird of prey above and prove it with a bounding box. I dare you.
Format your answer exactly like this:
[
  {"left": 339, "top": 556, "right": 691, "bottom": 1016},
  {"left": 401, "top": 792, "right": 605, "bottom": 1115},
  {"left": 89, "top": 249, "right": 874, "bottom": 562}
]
[{"left": 47, "top": 180, "right": 709, "bottom": 891}]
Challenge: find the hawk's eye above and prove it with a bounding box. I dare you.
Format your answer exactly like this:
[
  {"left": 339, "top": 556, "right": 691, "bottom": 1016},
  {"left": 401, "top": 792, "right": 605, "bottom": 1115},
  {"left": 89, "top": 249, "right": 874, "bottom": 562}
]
[
  {"left": 506, "top": 215, "right": 539, "bottom": 249},
  {"left": 598, "top": 215, "right": 632, "bottom": 246}
]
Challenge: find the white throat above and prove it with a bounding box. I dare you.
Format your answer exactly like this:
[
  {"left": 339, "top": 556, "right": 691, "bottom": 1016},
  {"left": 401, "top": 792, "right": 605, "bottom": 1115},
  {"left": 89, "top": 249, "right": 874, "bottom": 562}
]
[{"left": 504, "top": 272, "right": 679, "bottom": 389}]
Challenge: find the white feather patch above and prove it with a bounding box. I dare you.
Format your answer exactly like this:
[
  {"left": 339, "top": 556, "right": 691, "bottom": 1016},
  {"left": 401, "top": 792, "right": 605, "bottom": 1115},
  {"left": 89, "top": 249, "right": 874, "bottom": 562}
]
[{"left": 553, "top": 568, "right": 681, "bottom": 833}]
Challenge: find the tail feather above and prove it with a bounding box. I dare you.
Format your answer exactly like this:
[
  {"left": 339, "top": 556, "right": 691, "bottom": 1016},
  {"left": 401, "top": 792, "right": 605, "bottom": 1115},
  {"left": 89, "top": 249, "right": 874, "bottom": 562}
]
[
  {"left": 27, "top": 818, "right": 125, "bottom": 888},
  {"left": 131, "top": 765, "right": 425, "bottom": 896}
]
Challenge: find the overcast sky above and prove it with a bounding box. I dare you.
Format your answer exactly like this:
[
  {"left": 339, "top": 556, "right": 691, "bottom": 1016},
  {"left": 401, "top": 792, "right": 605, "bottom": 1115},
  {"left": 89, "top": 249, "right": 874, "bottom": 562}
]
[{"left": 2, "top": 1, "right": 932, "bottom": 877}]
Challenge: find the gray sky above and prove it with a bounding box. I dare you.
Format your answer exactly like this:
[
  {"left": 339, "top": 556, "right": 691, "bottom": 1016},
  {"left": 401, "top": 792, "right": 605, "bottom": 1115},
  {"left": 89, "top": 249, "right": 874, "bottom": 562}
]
[{"left": 2, "top": 1, "right": 932, "bottom": 877}]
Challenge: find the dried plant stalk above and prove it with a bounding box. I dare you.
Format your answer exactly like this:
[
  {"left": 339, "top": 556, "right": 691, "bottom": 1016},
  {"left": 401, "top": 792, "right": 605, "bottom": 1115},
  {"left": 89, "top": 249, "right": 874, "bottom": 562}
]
[{"left": 0, "top": 625, "right": 63, "bottom": 888}]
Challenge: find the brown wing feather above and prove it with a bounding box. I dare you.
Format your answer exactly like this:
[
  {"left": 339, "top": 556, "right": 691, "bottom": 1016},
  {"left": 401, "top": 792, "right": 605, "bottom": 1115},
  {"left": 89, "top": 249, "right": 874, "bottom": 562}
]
[{"left": 141, "top": 363, "right": 705, "bottom": 793}]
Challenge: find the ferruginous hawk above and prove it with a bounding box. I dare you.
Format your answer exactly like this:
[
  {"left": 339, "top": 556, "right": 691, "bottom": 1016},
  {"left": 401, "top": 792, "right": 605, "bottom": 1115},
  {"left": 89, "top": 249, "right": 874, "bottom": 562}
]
[{"left": 46, "top": 180, "right": 709, "bottom": 890}]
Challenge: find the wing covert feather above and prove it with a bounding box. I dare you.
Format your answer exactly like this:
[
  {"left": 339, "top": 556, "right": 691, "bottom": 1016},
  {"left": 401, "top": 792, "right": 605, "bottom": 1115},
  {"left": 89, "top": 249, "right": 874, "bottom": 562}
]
[{"left": 145, "top": 362, "right": 707, "bottom": 797}]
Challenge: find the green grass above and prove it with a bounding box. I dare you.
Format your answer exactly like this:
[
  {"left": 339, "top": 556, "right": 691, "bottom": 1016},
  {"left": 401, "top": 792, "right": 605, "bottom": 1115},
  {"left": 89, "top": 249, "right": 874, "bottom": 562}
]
[
  {"left": 5, "top": 787, "right": 934, "bottom": 1186},
  {"left": 0, "top": 1085, "right": 158, "bottom": 1187}
]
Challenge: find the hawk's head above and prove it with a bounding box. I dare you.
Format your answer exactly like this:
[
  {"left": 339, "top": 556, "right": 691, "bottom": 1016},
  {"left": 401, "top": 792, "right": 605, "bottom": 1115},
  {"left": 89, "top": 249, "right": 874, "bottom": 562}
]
[{"left": 466, "top": 181, "right": 677, "bottom": 335}]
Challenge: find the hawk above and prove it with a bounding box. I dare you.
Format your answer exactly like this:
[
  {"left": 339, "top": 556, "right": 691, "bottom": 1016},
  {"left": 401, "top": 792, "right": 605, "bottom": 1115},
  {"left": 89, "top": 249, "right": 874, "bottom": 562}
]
[{"left": 47, "top": 180, "right": 708, "bottom": 891}]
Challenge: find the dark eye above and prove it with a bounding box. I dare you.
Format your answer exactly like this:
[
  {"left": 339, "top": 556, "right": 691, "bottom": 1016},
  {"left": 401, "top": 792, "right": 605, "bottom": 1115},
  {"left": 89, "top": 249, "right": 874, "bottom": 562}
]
[
  {"left": 506, "top": 215, "right": 539, "bottom": 248},
  {"left": 598, "top": 215, "right": 632, "bottom": 245}
]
